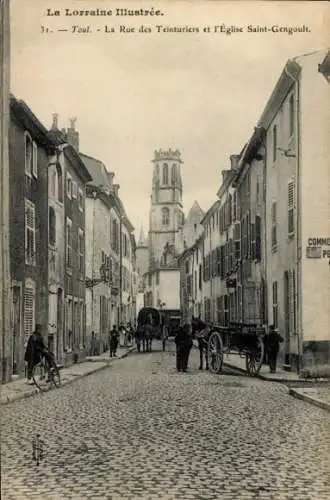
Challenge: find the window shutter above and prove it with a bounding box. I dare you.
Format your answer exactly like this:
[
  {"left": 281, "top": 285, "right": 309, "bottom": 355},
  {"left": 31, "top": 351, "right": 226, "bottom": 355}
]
[
  {"left": 72, "top": 181, "right": 78, "bottom": 199},
  {"left": 24, "top": 285, "right": 35, "bottom": 336},
  {"left": 234, "top": 222, "right": 241, "bottom": 262},
  {"left": 255, "top": 216, "right": 261, "bottom": 261},
  {"left": 25, "top": 200, "right": 36, "bottom": 264},
  {"left": 288, "top": 179, "right": 295, "bottom": 235},
  {"left": 272, "top": 202, "right": 277, "bottom": 248},
  {"left": 233, "top": 192, "right": 237, "bottom": 221},
  {"left": 32, "top": 142, "right": 38, "bottom": 177},
  {"left": 251, "top": 222, "right": 256, "bottom": 260}
]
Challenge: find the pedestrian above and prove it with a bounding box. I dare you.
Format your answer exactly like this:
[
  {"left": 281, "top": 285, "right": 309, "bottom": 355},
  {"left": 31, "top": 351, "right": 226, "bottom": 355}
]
[
  {"left": 24, "top": 324, "right": 53, "bottom": 384},
  {"left": 265, "top": 325, "right": 284, "bottom": 373},
  {"left": 109, "top": 326, "right": 119, "bottom": 357},
  {"left": 119, "top": 324, "right": 126, "bottom": 347},
  {"left": 175, "top": 324, "right": 193, "bottom": 372},
  {"left": 126, "top": 322, "right": 133, "bottom": 346}
]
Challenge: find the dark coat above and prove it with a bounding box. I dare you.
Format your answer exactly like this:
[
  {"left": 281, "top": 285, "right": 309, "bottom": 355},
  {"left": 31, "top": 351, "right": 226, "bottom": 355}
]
[
  {"left": 109, "top": 330, "right": 119, "bottom": 348},
  {"left": 175, "top": 328, "right": 193, "bottom": 350},
  {"left": 24, "top": 333, "right": 46, "bottom": 366},
  {"left": 265, "top": 331, "right": 284, "bottom": 353}
]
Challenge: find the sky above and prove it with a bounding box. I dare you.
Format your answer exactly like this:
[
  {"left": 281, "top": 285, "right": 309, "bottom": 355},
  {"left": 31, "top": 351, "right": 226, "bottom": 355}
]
[{"left": 10, "top": 0, "right": 329, "bottom": 238}]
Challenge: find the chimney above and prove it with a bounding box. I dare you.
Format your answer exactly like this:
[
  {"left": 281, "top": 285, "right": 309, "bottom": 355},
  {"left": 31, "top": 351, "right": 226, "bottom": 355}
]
[
  {"left": 230, "top": 154, "right": 240, "bottom": 171},
  {"left": 107, "top": 172, "right": 114, "bottom": 187},
  {"left": 222, "top": 170, "right": 231, "bottom": 184},
  {"left": 112, "top": 183, "right": 120, "bottom": 197},
  {"left": 51, "top": 113, "right": 59, "bottom": 130},
  {"left": 66, "top": 117, "right": 79, "bottom": 151}
]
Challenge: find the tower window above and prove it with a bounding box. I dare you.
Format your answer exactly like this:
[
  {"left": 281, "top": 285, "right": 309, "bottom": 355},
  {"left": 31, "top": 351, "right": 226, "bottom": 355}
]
[
  {"left": 162, "top": 207, "right": 170, "bottom": 225},
  {"left": 171, "top": 164, "right": 176, "bottom": 184},
  {"left": 163, "top": 163, "right": 168, "bottom": 184}
]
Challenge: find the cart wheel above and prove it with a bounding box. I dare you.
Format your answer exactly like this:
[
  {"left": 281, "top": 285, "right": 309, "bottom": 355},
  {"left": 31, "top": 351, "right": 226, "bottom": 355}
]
[
  {"left": 32, "top": 361, "right": 52, "bottom": 391},
  {"left": 246, "top": 336, "right": 264, "bottom": 376},
  {"left": 208, "top": 331, "right": 223, "bottom": 374}
]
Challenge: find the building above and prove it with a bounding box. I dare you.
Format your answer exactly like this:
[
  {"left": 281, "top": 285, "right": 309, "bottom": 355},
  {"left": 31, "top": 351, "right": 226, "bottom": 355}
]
[
  {"left": 9, "top": 97, "right": 56, "bottom": 377},
  {"left": 135, "top": 228, "right": 149, "bottom": 315},
  {"left": 261, "top": 50, "right": 330, "bottom": 370},
  {"left": 48, "top": 118, "right": 92, "bottom": 365},
  {"left": 177, "top": 202, "right": 205, "bottom": 324},
  {"left": 0, "top": 0, "right": 11, "bottom": 383},
  {"left": 144, "top": 148, "right": 185, "bottom": 328},
  {"left": 80, "top": 153, "right": 114, "bottom": 354}
]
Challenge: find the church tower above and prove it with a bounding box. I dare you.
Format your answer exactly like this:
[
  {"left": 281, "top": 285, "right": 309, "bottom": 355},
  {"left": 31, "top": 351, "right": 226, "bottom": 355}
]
[
  {"left": 149, "top": 148, "right": 184, "bottom": 267},
  {"left": 145, "top": 149, "right": 184, "bottom": 322}
]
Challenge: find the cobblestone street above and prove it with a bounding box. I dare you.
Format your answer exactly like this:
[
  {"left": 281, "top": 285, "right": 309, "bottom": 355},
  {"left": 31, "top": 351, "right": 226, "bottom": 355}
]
[{"left": 1, "top": 342, "right": 330, "bottom": 500}]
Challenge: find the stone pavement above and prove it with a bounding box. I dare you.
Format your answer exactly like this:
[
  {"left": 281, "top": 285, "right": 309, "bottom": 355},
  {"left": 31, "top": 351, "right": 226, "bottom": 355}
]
[
  {"left": 1, "top": 342, "right": 330, "bottom": 500},
  {"left": 190, "top": 341, "right": 330, "bottom": 412},
  {"left": 0, "top": 345, "right": 135, "bottom": 406}
]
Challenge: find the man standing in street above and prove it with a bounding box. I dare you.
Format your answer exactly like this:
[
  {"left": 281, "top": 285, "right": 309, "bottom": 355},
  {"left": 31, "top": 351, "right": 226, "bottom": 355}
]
[
  {"left": 109, "top": 326, "right": 119, "bottom": 357},
  {"left": 175, "top": 324, "right": 193, "bottom": 372},
  {"left": 265, "top": 325, "right": 284, "bottom": 373}
]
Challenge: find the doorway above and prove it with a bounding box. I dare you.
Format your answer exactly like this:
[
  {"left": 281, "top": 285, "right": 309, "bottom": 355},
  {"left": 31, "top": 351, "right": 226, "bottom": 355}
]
[{"left": 283, "top": 271, "right": 291, "bottom": 365}]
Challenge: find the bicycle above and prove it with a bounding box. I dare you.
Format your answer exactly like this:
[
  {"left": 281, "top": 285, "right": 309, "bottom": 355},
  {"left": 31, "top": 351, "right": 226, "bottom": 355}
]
[{"left": 32, "top": 352, "right": 61, "bottom": 391}]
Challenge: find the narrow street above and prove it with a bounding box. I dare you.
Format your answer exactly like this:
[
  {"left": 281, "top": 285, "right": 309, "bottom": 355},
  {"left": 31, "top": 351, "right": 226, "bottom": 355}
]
[{"left": 1, "top": 341, "right": 329, "bottom": 500}]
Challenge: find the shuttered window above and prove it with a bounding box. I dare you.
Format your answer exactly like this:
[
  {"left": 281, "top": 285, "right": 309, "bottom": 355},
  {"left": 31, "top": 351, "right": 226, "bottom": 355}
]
[
  {"left": 66, "top": 218, "right": 72, "bottom": 269},
  {"left": 271, "top": 202, "right": 277, "bottom": 250},
  {"left": 32, "top": 142, "right": 38, "bottom": 177},
  {"left": 49, "top": 207, "right": 56, "bottom": 246},
  {"left": 25, "top": 199, "right": 36, "bottom": 265},
  {"left": 233, "top": 192, "right": 237, "bottom": 221},
  {"left": 78, "top": 229, "right": 84, "bottom": 274},
  {"left": 255, "top": 215, "right": 261, "bottom": 262},
  {"left": 288, "top": 179, "right": 295, "bottom": 235},
  {"left": 220, "top": 245, "right": 225, "bottom": 279},
  {"left": 216, "top": 247, "right": 221, "bottom": 276},
  {"left": 251, "top": 223, "right": 256, "bottom": 260},
  {"left": 272, "top": 281, "right": 278, "bottom": 328},
  {"left": 25, "top": 132, "right": 33, "bottom": 176},
  {"left": 234, "top": 222, "right": 241, "bottom": 262},
  {"left": 24, "top": 281, "right": 35, "bottom": 337},
  {"left": 228, "top": 195, "right": 232, "bottom": 226}
]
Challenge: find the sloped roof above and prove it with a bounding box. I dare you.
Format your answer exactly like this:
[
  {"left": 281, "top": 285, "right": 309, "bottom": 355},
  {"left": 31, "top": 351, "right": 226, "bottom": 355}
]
[{"left": 80, "top": 153, "right": 110, "bottom": 188}]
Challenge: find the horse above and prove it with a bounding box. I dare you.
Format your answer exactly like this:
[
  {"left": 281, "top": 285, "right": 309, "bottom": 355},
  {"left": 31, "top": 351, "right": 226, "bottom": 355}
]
[
  {"left": 191, "top": 316, "right": 212, "bottom": 370},
  {"left": 135, "top": 324, "right": 153, "bottom": 353}
]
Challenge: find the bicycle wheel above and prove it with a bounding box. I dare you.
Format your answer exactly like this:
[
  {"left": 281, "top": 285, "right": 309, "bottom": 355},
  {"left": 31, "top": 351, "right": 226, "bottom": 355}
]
[
  {"left": 32, "top": 361, "right": 51, "bottom": 391},
  {"left": 49, "top": 360, "right": 61, "bottom": 387}
]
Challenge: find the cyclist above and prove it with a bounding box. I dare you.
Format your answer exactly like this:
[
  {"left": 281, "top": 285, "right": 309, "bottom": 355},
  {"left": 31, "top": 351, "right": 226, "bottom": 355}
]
[{"left": 24, "top": 324, "right": 54, "bottom": 384}]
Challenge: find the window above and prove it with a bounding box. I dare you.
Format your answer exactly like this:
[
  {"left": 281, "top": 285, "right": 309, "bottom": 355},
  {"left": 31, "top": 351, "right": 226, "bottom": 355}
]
[
  {"left": 66, "top": 174, "right": 72, "bottom": 199},
  {"left": 148, "top": 273, "right": 152, "bottom": 286},
  {"left": 289, "top": 94, "right": 295, "bottom": 138},
  {"left": 66, "top": 218, "right": 73, "bottom": 269},
  {"left": 24, "top": 132, "right": 33, "bottom": 177},
  {"left": 162, "top": 207, "right": 170, "bottom": 225},
  {"left": 228, "top": 195, "right": 232, "bottom": 226},
  {"left": 198, "top": 264, "right": 202, "bottom": 290},
  {"left": 78, "top": 229, "right": 84, "bottom": 274},
  {"left": 224, "top": 295, "right": 229, "bottom": 326},
  {"left": 49, "top": 207, "right": 56, "bottom": 246},
  {"left": 233, "top": 192, "right": 237, "bottom": 221},
  {"left": 56, "top": 164, "right": 63, "bottom": 203},
  {"left": 163, "top": 163, "right": 169, "bottom": 184},
  {"left": 72, "top": 181, "right": 78, "bottom": 199},
  {"left": 272, "top": 281, "right": 278, "bottom": 328},
  {"left": 24, "top": 280, "right": 35, "bottom": 338},
  {"left": 234, "top": 222, "right": 241, "bottom": 262},
  {"left": 32, "top": 142, "right": 38, "bottom": 177},
  {"left": 185, "top": 261, "right": 189, "bottom": 274},
  {"left": 156, "top": 272, "right": 159, "bottom": 285},
  {"left": 272, "top": 125, "right": 277, "bottom": 162},
  {"left": 171, "top": 164, "right": 176, "bottom": 184},
  {"left": 25, "top": 199, "right": 36, "bottom": 265},
  {"left": 255, "top": 216, "right": 261, "bottom": 261},
  {"left": 78, "top": 188, "right": 83, "bottom": 211},
  {"left": 288, "top": 179, "right": 295, "bottom": 236},
  {"left": 271, "top": 202, "right": 277, "bottom": 250}
]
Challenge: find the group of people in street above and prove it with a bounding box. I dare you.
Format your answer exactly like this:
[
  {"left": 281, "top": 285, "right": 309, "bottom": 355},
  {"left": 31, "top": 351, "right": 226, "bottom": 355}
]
[
  {"left": 173, "top": 322, "right": 284, "bottom": 374},
  {"left": 108, "top": 323, "right": 134, "bottom": 358}
]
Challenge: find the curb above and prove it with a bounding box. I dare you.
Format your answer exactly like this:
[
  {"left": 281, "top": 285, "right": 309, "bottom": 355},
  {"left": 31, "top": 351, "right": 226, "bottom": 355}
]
[
  {"left": 288, "top": 388, "right": 330, "bottom": 412},
  {"left": 0, "top": 347, "right": 136, "bottom": 407}
]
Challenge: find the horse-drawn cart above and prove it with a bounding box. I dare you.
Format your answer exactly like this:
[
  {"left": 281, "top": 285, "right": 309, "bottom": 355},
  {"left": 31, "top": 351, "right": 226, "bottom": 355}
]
[
  {"left": 207, "top": 322, "right": 265, "bottom": 376},
  {"left": 136, "top": 307, "right": 163, "bottom": 352}
]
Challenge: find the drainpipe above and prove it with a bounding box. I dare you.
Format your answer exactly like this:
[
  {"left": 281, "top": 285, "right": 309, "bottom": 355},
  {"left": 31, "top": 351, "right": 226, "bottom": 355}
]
[
  {"left": 119, "top": 215, "right": 123, "bottom": 326},
  {"left": 91, "top": 190, "right": 97, "bottom": 336},
  {"left": 284, "top": 64, "right": 302, "bottom": 373}
]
